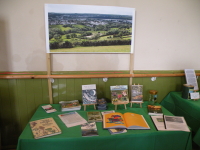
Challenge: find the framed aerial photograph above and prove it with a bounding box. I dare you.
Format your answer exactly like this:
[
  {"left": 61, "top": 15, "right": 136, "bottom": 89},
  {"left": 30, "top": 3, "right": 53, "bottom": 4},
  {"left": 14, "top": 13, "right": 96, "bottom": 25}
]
[{"left": 45, "top": 4, "right": 135, "bottom": 53}]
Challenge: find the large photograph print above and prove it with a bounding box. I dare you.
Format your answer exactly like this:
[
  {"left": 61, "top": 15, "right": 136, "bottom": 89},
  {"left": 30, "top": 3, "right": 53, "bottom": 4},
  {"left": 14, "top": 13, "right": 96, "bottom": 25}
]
[{"left": 45, "top": 4, "right": 135, "bottom": 53}]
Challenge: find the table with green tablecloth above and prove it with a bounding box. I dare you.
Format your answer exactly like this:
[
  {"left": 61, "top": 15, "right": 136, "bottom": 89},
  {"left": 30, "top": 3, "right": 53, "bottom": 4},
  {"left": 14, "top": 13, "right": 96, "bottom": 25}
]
[
  {"left": 160, "top": 91, "right": 200, "bottom": 146},
  {"left": 17, "top": 102, "right": 192, "bottom": 150}
]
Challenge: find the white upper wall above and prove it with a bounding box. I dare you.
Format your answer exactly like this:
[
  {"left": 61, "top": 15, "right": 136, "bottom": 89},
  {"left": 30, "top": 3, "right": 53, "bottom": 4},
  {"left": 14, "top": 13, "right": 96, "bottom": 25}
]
[{"left": 0, "top": 0, "right": 200, "bottom": 71}]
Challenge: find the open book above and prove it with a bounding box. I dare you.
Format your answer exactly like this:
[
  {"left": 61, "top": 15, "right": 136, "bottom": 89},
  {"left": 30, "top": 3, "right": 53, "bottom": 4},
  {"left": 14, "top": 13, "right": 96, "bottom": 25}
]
[
  {"left": 103, "top": 112, "right": 150, "bottom": 129},
  {"left": 151, "top": 115, "right": 190, "bottom": 132}
]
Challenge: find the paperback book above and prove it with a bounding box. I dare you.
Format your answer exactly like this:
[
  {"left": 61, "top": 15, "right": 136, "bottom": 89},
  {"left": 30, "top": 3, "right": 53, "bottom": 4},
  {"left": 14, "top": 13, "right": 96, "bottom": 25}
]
[
  {"left": 108, "top": 128, "right": 127, "bottom": 135},
  {"left": 41, "top": 105, "right": 57, "bottom": 113},
  {"left": 87, "top": 111, "right": 103, "bottom": 122},
  {"left": 81, "top": 122, "right": 99, "bottom": 137},
  {"left": 110, "top": 85, "right": 129, "bottom": 104},
  {"left": 59, "top": 100, "right": 81, "bottom": 111},
  {"left": 103, "top": 112, "right": 150, "bottom": 129},
  {"left": 30, "top": 117, "right": 61, "bottom": 139},
  {"left": 147, "top": 105, "right": 163, "bottom": 115},
  {"left": 82, "top": 84, "right": 97, "bottom": 105},
  {"left": 131, "top": 85, "right": 143, "bottom": 102},
  {"left": 151, "top": 115, "right": 190, "bottom": 132},
  {"left": 58, "top": 111, "right": 87, "bottom": 128}
]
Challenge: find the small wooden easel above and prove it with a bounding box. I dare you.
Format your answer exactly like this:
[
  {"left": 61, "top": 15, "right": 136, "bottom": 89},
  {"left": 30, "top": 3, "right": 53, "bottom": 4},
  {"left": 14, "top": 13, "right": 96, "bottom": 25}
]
[
  {"left": 83, "top": 103, "right": 96, "bottom": 111},
  {"left": 113, "top": 102, "right": 129, "bottom": 110},
  {"left": 129, "top": 83, "right": 143, "bottom": 108},
  {"left": 130, "top": 102, "right": 143, "bottom": 108}
]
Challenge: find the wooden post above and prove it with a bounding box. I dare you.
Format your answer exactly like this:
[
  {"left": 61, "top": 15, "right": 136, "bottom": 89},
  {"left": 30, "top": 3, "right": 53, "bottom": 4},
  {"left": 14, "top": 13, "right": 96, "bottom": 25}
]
[
  {"left": 129, "top": 53, "right": 134, "bottom": 102},
  {"left": 46, "top": 53, "right": 53, "bottom": 104}
]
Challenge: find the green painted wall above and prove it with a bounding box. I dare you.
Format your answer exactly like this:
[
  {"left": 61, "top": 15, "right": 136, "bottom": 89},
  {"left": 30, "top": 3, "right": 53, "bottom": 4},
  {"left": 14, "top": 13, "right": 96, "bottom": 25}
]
[{"left": 0, "top": 71, "right": 200, "bottom": 148}]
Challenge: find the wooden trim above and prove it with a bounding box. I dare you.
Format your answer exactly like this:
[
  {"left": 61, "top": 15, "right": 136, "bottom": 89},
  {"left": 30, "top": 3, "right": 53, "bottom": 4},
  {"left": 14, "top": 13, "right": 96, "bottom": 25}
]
[{"left": 0, "top": 73, "right": 200, "bottom": 79}]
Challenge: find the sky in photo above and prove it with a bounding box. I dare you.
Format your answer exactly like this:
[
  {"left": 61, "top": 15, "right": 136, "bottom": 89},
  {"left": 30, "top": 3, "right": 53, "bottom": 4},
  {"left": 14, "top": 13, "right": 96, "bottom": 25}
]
[{"left": 46, "top": 4, "right": 134, "bottom": 16}]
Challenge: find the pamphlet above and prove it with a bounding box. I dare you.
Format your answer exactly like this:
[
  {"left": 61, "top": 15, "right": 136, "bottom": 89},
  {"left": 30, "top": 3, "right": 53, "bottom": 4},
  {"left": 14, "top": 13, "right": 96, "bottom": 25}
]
[
  {"left": 42, "top": 105, "right": 57, "bottom": 113},
  {"left": 58, "top": 111, "right": 87, "bottom": 128}
]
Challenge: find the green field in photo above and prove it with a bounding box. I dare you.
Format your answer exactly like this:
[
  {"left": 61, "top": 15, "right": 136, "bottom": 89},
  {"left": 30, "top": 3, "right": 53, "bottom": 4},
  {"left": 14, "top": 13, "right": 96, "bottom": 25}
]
[{"left": 50, "top": 45, "right": 131, "bottom": 53}]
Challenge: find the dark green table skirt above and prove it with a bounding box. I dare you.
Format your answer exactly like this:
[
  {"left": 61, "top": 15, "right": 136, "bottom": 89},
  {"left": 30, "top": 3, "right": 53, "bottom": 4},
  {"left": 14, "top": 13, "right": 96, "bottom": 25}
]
[
  {"left": 161, "top": 91, "right": 200, "bottom": 146},
  {"left": 17, "top": 102, "right": 192, "bottom": 150}
]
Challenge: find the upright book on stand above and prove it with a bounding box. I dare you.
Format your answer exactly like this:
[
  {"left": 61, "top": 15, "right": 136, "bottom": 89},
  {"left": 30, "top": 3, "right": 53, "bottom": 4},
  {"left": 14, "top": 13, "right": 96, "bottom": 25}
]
[
  {"left": 30, "top": 117, "right": 61, "bottom": 139},
  {"left": 82, "top": 84, "right": 97, "bottom": 105},
  {"left": 131, "top": 85, "right": 143, "bottom": 102},
  {"left": 110, "top": 85, "right": 129, "bottom": 104},
  {"left": 103, "top": 112, "right": 150, "bottom": 129}
]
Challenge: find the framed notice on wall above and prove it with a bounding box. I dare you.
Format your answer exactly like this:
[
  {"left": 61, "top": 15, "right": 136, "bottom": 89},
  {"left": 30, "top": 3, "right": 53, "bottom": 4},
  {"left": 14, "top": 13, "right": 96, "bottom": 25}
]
[{"left": 45, "top": 4, "right": 135, "bottom": 53}]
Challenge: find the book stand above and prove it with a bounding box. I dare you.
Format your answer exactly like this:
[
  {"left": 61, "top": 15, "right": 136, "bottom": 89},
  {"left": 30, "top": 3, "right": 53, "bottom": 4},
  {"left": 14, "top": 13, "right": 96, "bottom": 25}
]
[
  {"left": 83, "top": 103, "right": 96, "bottom": 111},
  {"left": 113, "top": 102, "right": 129, "bottom": 110},
  {"left": 130, "top": 101, "right": 143, "bottom": 108}
]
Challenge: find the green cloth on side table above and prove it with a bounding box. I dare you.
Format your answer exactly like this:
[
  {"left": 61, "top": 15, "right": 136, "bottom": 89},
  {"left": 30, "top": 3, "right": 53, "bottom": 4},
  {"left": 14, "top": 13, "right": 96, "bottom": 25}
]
[
  {"left": 17, "top": 102, "right": 192, "bottom": 150},
  {"left": 161, "top": 91, "right": 200, "bottom": 146}
]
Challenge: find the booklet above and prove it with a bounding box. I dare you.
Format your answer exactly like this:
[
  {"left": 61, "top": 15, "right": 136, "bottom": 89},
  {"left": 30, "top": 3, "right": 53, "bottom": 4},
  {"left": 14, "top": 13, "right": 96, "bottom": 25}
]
[
  {"left": 81, "top": 122, "right": 99, "bottom": 137},
  {"left": 87, "top": 111, "right": 103, "bottom": 122},
  {"left": 41, "top": 104, "right": 57, "bottom": 113},
  {"left": 147, "top": 105, "right": 163, "bottom": 116},
  {"left": 101, "top": 110, "right": 115, "bottom": 116},
  {"left": 151, "top": 115, "right": 190, "bottom": 132},
  {"left": 108, "top": 128, "right": 127, "bottom": 135},
  {"left": 103, "top": 112, "right": 150, "bottom": 129},
  {"left": 58, "top": 111, "right": 87, "bottom": 128},
  {"left": 30, "top": 117, "right": 61, "bottom": 139}
]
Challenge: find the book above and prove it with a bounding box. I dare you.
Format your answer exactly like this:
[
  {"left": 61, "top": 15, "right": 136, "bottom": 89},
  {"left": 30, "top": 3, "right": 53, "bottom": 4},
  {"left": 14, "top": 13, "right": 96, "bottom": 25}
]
[
  {"left": 29, "top": 117, "right": 61, "bottom": 139},
  {"left": 82, "top": 84, "right": 97, "bottom": 105},
  {"left": 108, "top": 128, "right": 127, "bottom": 135},
  {"left": 58, "top": 111, "right": 87, "bottom": 128},
  {"left": 131, "top": 85, "right": 143, "bottom": 102},
  {"left": 110, "top": 85, "right": 129, "bottom": 104},
  {"left": 41, "top": 105, "right": 57, "bottom": 113},
  {"left": 81, "top": 122, "right": 99, "bottom": 137},
  {"left": 147, "top": 105, "right": 163, "bottom": 115},
  {"left": 182, "top": 84, "right": 194, "bottom": 99},
  {"left": 151, "top": 115, "right": 190, "bottom": 132},
  {"left": 87, "top": 111, "right": 103, "bottom": 122},
  {"left": 101, "top": 110, "right": 115, "bottom": 116},
  {"left": 96, "top": 98, "right": 107, "bottom": 110},
  {"left": 59, "top": 100, "right": 81, "bottom": 111},
  {"left": 103, "top": 112, "right": 150, "bottom": 129}
]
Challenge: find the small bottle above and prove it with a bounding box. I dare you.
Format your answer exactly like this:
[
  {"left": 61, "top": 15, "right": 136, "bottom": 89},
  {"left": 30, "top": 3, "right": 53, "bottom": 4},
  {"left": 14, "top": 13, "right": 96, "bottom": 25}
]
[{"left": 149, "top": 90, "right": 158, "bottom": 105}]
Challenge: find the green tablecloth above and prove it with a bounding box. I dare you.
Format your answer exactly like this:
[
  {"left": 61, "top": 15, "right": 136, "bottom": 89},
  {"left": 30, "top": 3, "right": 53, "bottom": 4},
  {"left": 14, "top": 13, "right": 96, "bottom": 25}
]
[
  {"left": 160, "top": 91, "right": 200, "bottom": 146},
  {"left": 17, "top": 102, "right": 192, "bottom": 150}
]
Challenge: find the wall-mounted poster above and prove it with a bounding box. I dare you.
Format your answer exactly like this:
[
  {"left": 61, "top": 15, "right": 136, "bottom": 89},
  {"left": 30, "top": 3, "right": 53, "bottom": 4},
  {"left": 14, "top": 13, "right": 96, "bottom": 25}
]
[{"left": 45, "top": 4, "right": 135, "bottom": 53}]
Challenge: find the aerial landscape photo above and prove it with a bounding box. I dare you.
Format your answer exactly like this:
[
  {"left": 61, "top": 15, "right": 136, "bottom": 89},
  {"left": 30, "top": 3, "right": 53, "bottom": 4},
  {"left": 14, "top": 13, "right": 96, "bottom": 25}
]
[{"left": 45, "top": 4, "right": 135, "bottom": 53}]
